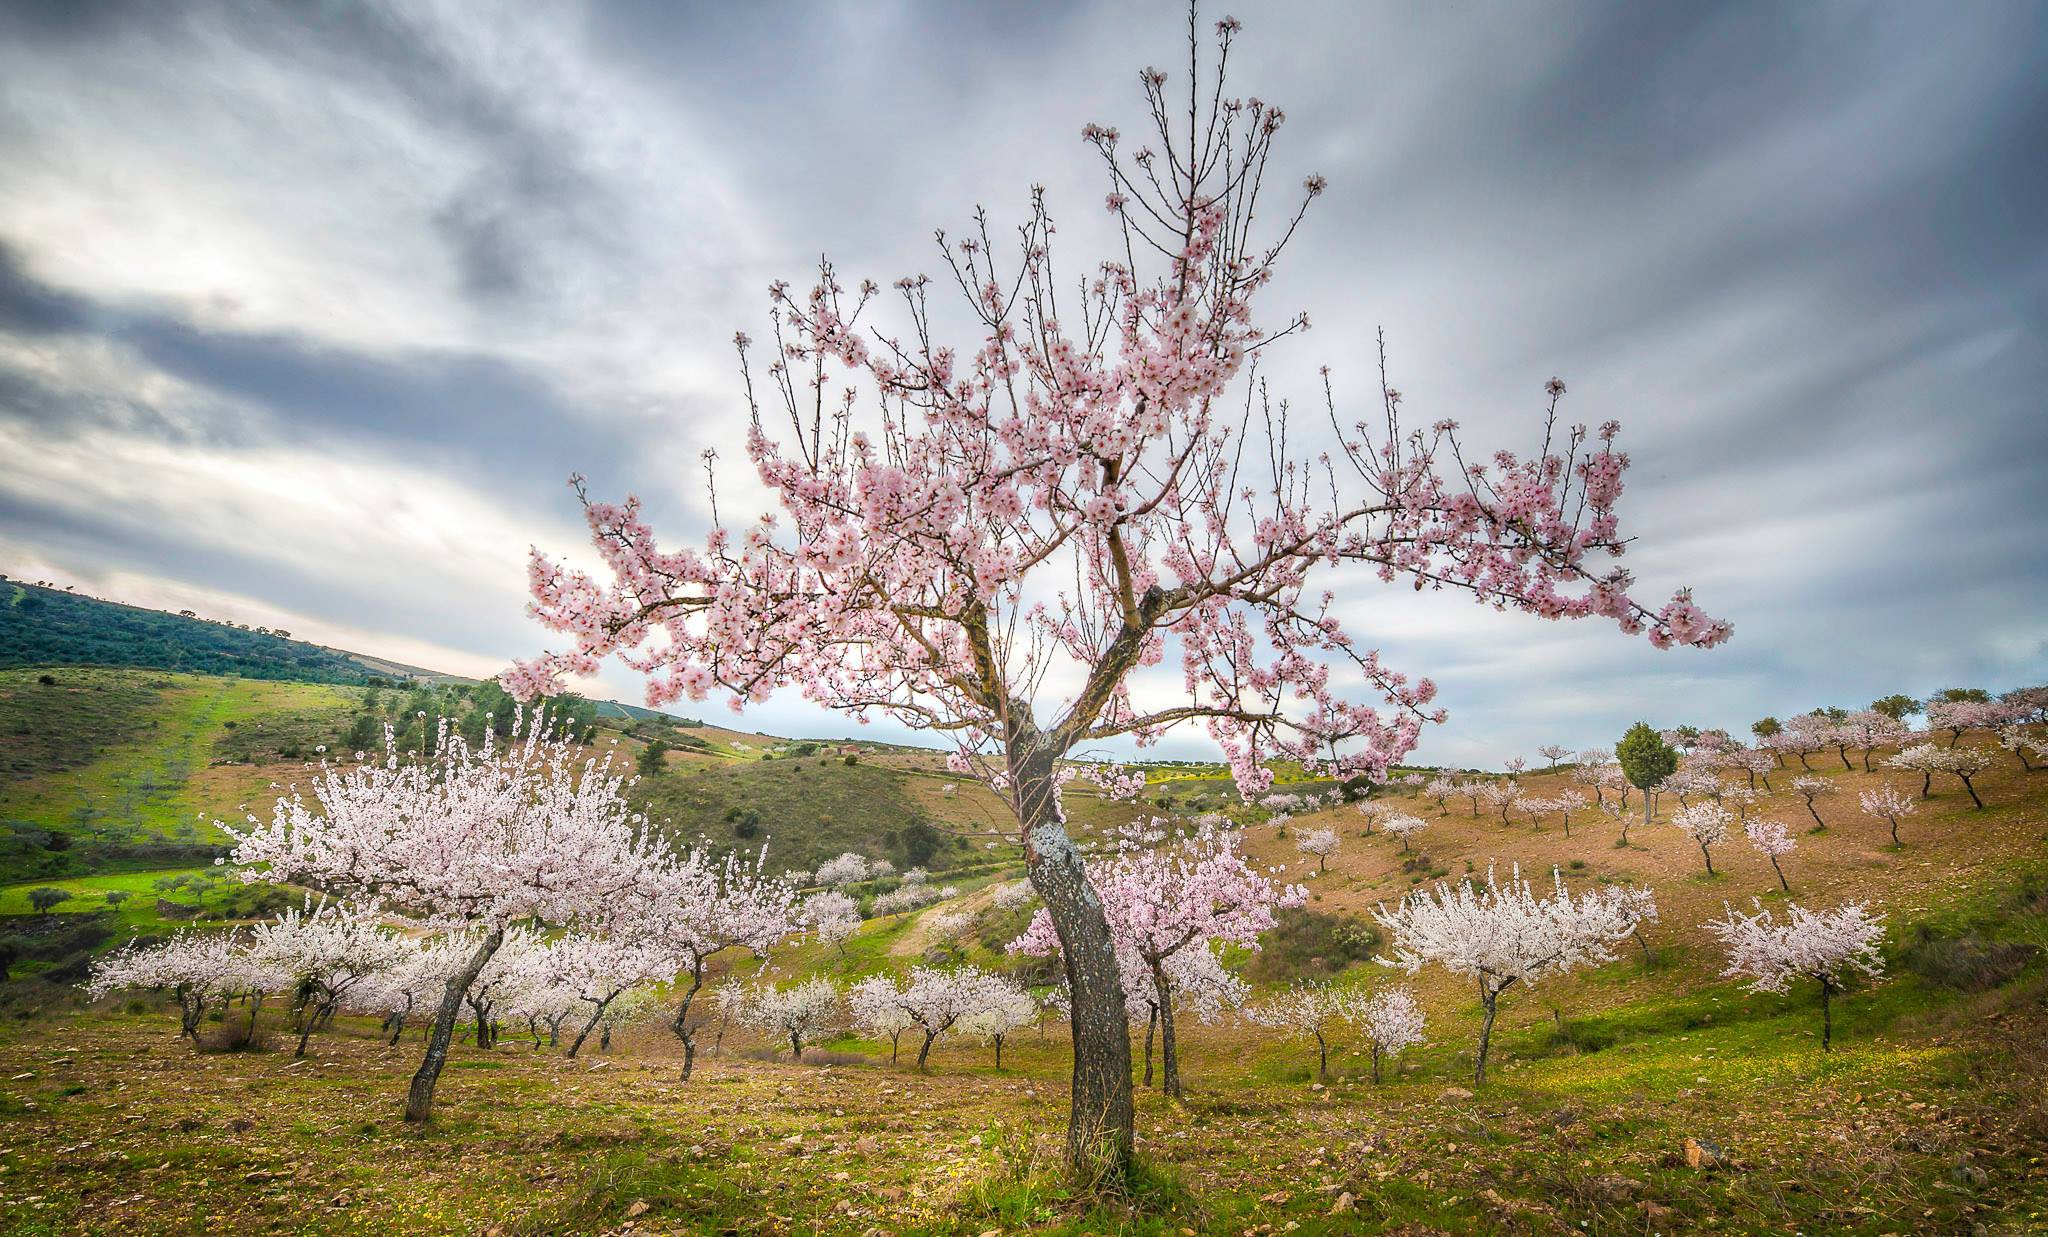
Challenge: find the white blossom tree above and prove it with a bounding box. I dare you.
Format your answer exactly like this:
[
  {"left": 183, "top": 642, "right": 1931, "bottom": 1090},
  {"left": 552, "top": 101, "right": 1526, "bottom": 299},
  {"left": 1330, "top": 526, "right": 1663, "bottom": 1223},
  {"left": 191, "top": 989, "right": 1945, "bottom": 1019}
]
[
  {"left": 744, "top": 976, "right": 843, "bottom": 1060},
  {"left": 1884, "top": 743, "right": 1946, "bottom": 799},
  {"left": 1244, "top": 979, "right": 1365, "bottom": 1082},
  {"left": 1374, "top": 865, "right": 1649, "bottom": 1083},
  {"left": 958, "top": 974, "right": 1041, "bottom": 1069},
  {"left": 1383, "top": 812, "right": 1427, "bottom": 853},
  {"left": 224, "top": 717, "right": 671, "bottom": 1122},
  {"left": 246, "top": 897, "right": 410, "bottom": 1058},
  {"left": 848, "top": 973, "right": 920, "bottom": 1063},
  {"left": 1295, "top": 826, "right": 1340, "bottom": 874},
  {"left": 1704, "top": 900, "right": 1886, "bottom": 1049},
  {"left": 1743, "top": 818, "right": 1795, "bottom": 893},
  {"left": 804, "top": 890, "right": 862, "bottom": 960},
  {"left": 1359, "top": 986, "right": 1427, "bottom": 1082},
  {"left": 638, "top": 848, "right": 804, "bottom": 1079},
  {"left": 1858, "top": 784, "right": 1917, "bottom": 847},
  {"left": 1672, "top": 802, "right": 1732, "bottom": 877},
  {"left": 1537, "top": 744, "right": 1572, "bottom": 771}
]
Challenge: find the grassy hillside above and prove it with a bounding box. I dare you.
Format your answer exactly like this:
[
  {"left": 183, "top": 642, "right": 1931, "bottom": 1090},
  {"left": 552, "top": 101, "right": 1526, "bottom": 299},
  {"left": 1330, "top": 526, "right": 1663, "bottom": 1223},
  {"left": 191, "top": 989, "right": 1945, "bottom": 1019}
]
[
  {"left": 0, "top": 581, "right": 374, "bottom": 684},
  {"left": 3, "top": 662, "right": 2047, "bottom": 1229}
]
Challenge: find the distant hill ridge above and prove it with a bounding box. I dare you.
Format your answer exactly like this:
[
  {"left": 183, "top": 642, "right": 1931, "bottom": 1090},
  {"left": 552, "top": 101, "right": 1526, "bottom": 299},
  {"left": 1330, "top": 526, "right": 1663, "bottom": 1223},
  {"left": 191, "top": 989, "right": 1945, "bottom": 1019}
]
[{"left": 0, "top": 577, "right": 712, "bottom": 725}]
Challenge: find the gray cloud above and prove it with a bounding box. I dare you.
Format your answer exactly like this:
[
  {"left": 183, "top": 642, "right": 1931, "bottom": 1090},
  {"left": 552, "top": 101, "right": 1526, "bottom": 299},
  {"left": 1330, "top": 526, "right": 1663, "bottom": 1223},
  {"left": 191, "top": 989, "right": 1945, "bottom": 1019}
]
[{"left": 0, "top": 0, "right": 2041, "bottom": 764}]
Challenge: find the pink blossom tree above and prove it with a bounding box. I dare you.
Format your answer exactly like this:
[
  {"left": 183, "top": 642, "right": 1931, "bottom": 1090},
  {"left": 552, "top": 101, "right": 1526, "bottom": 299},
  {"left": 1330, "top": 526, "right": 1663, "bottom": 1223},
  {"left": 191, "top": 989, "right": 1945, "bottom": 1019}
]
[
  {"left": 1789, "top": 775, "right": 1834, "bottom": 830},
  {"left": 1537, "top": 744, "right": 1572, "bottom": 771},
  {"left": 505, "top": 16, "right": 1726, "bottom": 1177},
  {"left": 224, "top": 718, "right": 670, "bottom": 1123},
  {"left": 1011, "top": 820, "right": 1301, "bottom": 1098},
  {"left": 1858, "top": 784, "right": 1917, "bottom": 847},
  {"left": 1927, "top": 698, "right": 2010, "bottom": 748},
  {"left": 1705, "top": 900, "right": 1885, "bottom": 1049},
  {"left": 1374, "top": 865, "right": 1651, "bottom": 1083},
  {"left": 1422, "top": 776, "right": 1457, "bottom": 816}
]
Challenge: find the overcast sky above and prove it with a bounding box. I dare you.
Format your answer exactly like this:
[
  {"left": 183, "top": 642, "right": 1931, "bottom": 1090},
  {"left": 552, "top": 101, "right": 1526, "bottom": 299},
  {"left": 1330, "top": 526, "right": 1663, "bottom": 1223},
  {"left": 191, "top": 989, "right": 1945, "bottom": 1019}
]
[{"left": 2, "top": 1, "right": 2043, "bottom": 768}]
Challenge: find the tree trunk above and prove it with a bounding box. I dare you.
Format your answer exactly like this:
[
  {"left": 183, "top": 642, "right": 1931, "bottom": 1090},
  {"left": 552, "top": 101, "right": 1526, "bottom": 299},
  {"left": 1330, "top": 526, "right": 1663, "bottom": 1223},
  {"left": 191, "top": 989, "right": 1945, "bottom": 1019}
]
[
  {"left": 1641, "top": 788, "right": 1652, "bottom": 830},
  {"left": 387, "top": 1007, "right": 408, "bottom": 1047},
  {"left": 600, "top": 1024, "right": 612, "bottom": 1052},
  {"left": 405, "top": 925, "right": 504, "bottom": 1124},
  {"left": 1920, "top": 770, "right": 1932, "bottom": 798},
  {"left": 790, "top": 1031, "right": 803, "bottom": 1061},
  {"left": 994, "top": 1034, "right": 1004, "bottom": 1070},
  {"left": 1315, "top": 1030, "right": 1329, "bottom": 1083},
  {"left": 1018, "top": 749, "right": 1133, "bottom": 1185},
  {"left": 1771, "top": 855, "right": 1789, "bottom": 892},
  {"left": 1804, "top": 800, "right": 1825, "bottom": 829},
  {"left": 671, "top": 958, "right": 707, "bottom": 1081},
  {"left": 1475, "top": 983, "right": 1502, "bottom": 1086},
  {"left": 1958, "top": 774, "right": 1984, "bottom": 809},
  {"left": 568, "top": 994, "right": 614, "bottom": 1059},
  {"left": 295, "top": 999, "right": 330, "bottom": 1058},
  {"left": 1700, "top": 842, "right": 1715, "bottom": 877},
  {"left": 1142, "top": 1006, "right": 1156, "bottom": 1088},
  {"left": 1371, "top": 1043, "right": 1383, "bottom": 1084},
  {"left": 1820, "top": 980, "right": 1833, "bottom": 1050},
  {"left": 915, "top": 1028, "right": 937, "bottom": 1071},
  {"left": 1148, "top": 956, "right": 1181, "bottom": 1099},
  {"left": 890, "top": 1028, "right": 902, "bottom": 1064}
]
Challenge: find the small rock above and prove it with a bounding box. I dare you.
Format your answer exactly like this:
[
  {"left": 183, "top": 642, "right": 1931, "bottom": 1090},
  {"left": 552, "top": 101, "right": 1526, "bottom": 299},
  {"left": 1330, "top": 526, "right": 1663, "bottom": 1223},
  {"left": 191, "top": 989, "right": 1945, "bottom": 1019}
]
[
  {"left": 1309, "top": 1082, "right": 1325, "bottom": 1092},
  {"left": 1589, "top": 1174, "right": 1641, "bottom": 1202},
  {"left": 1951, "top": 1160, "right": 1988, "bottom": 1187},
  {"left": 1684, "top": 1137, "right": 1725, "bottom": 1170},
  {"left": 1440, "top": 1086, "right": 1474, "bottom": 1101},
  {"left": 624, "top": 1200, "right": 650, "bottom": 1219},
  {"left": 1329, "top": 1193, "right": 1355, "bottom": 1215}
]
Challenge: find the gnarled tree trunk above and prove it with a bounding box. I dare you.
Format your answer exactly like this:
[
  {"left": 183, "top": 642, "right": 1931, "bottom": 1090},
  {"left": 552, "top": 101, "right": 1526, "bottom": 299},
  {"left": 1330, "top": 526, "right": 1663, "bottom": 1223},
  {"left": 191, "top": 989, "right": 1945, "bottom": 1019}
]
[
  {"left": 1017, "top": 747, "right": 1133, "bottom": 1187},
  {"left": 405, "top": 925, "right": 504, "bottom": 1124}
]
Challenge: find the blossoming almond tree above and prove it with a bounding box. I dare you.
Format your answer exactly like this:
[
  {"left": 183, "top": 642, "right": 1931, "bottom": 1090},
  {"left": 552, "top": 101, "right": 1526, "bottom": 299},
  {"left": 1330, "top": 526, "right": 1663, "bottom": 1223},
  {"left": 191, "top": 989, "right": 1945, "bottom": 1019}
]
[
  {"left": 638, "top": 848, "right": 804, "bottom": 1079},
  {"left": 1743, "top": 818, "right": 1796, "bottom": 893},
  {"left": 1359, "top": 986, "right": 1427, "bottom": 1083},
  {"left": 1374, "top": 865, "right": 1650, "bottom": 1084},
  {"left": 1383, "top": 812, "right": 1427, "bottom": 853},
  {"left": 1858, "top": 784, "right": 1917, "bottom": 847},
  {"left": 87, "top": 928, "right": 278, "bottom": 1041},
  {"left": 1672, "top": 802, "right": 1732, "bottom": 877},
  {"left": 1012, "top": 820, "right": 1302, "bottom": 1098},
  {"left": 1295, "top": 826, "right": 1340, "bottom": 873},
  {"left": 246, "top": 897, "right": 410, "bottom": 1058},
  {"left": 505, "top": 16, "right": 1726, "bottom": 1178},
  {"left": 1537, "top": 744, "right": 1571, "bottom": 770},
  {"left": 1244, "top": 979, "right": 1366, "bottom": 1083},
  {"left": 1704, "top": 900, "right": 1885, "bottom": 1049},
  {"left": 225, "top": 718, "right": 670, "bottom": 1123},
  {"left": 1789, "top": 775, "right": 1834, "bottom": 830},
  {"left": 1885, "top": 743, "right": 1947, "bottom": 799},
  {"left": 743, "top": 975, "right": 843, "bottom": 1060}
]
